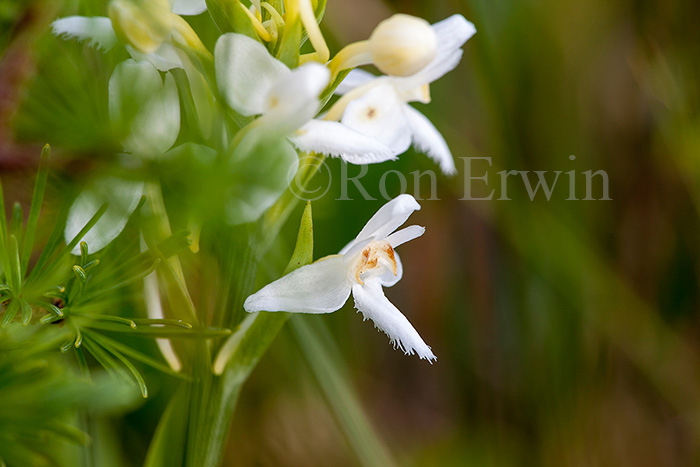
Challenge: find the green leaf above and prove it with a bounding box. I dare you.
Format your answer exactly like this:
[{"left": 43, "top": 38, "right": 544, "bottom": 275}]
[
  {"left": 21, "top": 144, "right": 50, "bottom": 273},
  {"left": 214, "top": 201, "right": 313, "bottom": 375},
  {"left": 292, "top": 317, "right": 396, "bottom": 467},
  {"left": 276, "top": 8, "right": 302, "bottom": 68},
  {"left": 1, "top": 300, "right": 20, "bottom": 327},
  {"left": 144, "top": 385, "right": 189, "bottom": 467}
]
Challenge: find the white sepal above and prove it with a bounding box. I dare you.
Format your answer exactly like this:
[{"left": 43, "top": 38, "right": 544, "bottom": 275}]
[
  {"left": 215, "top": 33, "right": 289, "bottom": 116},
  {"left": 65, "top": 177, "right": 144, "bottom": 254},
  {"left": 171, "top": 0, "right": 207, "bottom": 16},
  {"left": 244, "top": 256, "right": 352, "bottom": 313}
]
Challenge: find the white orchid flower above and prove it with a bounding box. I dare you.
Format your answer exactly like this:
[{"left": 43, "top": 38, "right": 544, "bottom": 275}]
[
  {"left": 244, "top": 194, "right": 436, "bottom": 362},
  {"left": 214, "top": 33, "right": 394, "bottom": 164},
  {"left": 325, "top": 15, "right": 476, "bottom": 175},
  {"left": 64, "top": 59, "right": 180, "bottom": 254},
  {"left": 51, "top": 0, "right": 206, "bottom": 71}
]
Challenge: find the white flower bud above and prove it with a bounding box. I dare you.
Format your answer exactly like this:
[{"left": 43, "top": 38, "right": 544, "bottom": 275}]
[{"left": 368, "top": 14, "right": 438, "bottom": 77}]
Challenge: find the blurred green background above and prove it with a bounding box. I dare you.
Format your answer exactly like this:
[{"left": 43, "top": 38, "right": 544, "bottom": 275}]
[{"left": 3, "top": 0, "right": 700, "bottom": 465}]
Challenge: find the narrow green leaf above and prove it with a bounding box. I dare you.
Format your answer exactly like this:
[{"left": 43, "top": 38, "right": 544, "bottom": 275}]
[
  {"left": 73, "top": 265, "right": 87, "bottom": 283},
  {"left": 80, "top": 240, "right": 89, "bottom": 266},
  {"left": 9, "top": 202, "right": 23, "bottom": 245},
  {"left": 8, "top": 235, "right": 21, "bottom": 290},
  {"left": 214, "top": 202, "right": 313, "bottom": 374},
  {"left": 292, "top": 318, "right": 396, "bottom": 467},
  {"left": 144, "top": 385, "right": 188, "bottom": 467},
  {"left": 83, "top": 330, "right": 187, "bottom": 380},
  {"left": 72, "top": 312, "right": 135, "bottom": 329},
  {"left": 79, "top": 320, "right": 231, "bottom": 338},
  {"left": 19, "top": 299, "right": 32, "bottom": 326},
  {"left": 21, "top": 144, "right": 50, "bottom": 273},
  {"left": 1, "top": 300, "right": 20, "bottom": 327}
]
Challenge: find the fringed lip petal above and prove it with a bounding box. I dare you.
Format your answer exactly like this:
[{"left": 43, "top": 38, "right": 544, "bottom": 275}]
[
  {"left": 290, "top": 120, "right": 395, "bottom": 164},
  {"left": 51, "top": 16, "right": 118, "bottom": 51},
  {"left": 404, "top": 105, "right": 457, "bottom": 175},
  {"left": 352, "top": 281, "right": 436, "bottom": 362}
]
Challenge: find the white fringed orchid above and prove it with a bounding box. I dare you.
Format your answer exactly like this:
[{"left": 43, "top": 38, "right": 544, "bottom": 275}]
[
  {"left": 326, "top": 15, "right": 477, "bottom": 175},
  {"left": 244, "top": 194, "right": 436, "bottom": 362},
  {"left": 214, "top": 33, "right": 394, "bottom": 164}
]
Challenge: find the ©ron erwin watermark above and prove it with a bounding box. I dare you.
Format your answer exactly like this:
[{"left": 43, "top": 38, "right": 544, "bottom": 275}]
[{"left": 289, "top": 155, "right": 612, "bottom": 202}]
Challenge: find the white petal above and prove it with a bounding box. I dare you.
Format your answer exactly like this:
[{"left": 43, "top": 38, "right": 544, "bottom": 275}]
[
  {"left": 65, "top": 177, "right": 144, "bottom": 254},
  {"left": 404, "top": 105, "right": 456, "bottom": 175},
  {"left": 341, "top": 83, "right": 411, "bottom": 155},
  {"left": 127, "top": 43, "right": 183, "bottom": 71},
  {"left": 385, "top": 225, "right": 425, "bottom": 248},
  {"left": 259, "top": 62, "right": 329, "bottom": 134},
  {"left": 244, "top": 256, "right": 352, "bottom": 313},
  {"left": 376, "top": 250, "right": 403, "bottom": 287},
  {"left": 335, "top": 69, "right": 376, "bottom": 95},
  {"left": 354, "top": 194, "right": 421, "bottom": 244},
  {"left": 215, "top": 33, "right": 289, "bottom": 116},
  {"left": 393, "top": 15, "right": 475, "bottom": 90},
  {"left": 352, "top": 281, "right": 436, "bottom": 361},
  {"left": 433, "top": 14, "right": 476, "bottom": 56},
  {"left": 121, "top": 69, "right": 180, "bottom": 156},
  {"left": 290, "top": 120, "right": 395, "bottom": 164},
  {"left": 51, "top": 16, "right": 117, "bottom": 51},
  {"left": 171, "top": 0, "right": 207, "bottom": 15}
]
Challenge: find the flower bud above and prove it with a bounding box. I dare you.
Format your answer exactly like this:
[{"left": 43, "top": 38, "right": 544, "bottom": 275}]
[
  {"left": 108, "top": 0, "right": 173, "bottom": 54},
  {"left": 368, "top": 14, "right": 438, "bottom": 77}
]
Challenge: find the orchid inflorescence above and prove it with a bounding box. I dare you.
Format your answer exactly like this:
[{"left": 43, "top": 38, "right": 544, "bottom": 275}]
[{"left": 49, "top": 0, "right": 476, "bottom": 363}]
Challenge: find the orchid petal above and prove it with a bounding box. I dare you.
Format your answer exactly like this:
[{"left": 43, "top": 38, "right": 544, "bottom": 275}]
[
  {"left": 385, "top": 225, "right": 425, "bottom": 248},
  {"left": 65, "top": 177, "right": 144, "bottom": 254},
  {"left": 126, "top": 42, "right": 183, "bottom": 71},
  {"left": 51, "top": 16, "right": 117, "bottom": 51},
  {"left": 244, "top": 256, "right": 352, "bottom": 313},
  {"left": 335, "top": 69, "right": 376, "bottom": 95},
  {"left": 376, "top": 250, "right": 403, "bottom": 287},
  {"left": 171, "top": 0, "right": 207, "bottom": 16},
  {"left": 341, "top": 83, "right": 411, "bottom": 155},
  {"left": 352, "top": 281, "right": 436, "bottom": 361},
  {"left": 353, "top": 194, "right": 421, "bottom": 244},
  {"left": 404, "top": 105, "right": 456, "bottom": 175},
  {"left": 258, "top": 62, "right": 329, "bottom": 134},
  {"left": 433, "top": 14, "right": 476, "bottom": 54},
  {"left": 109, "top": 60, "right": 180, "bottom": 156},
  {"left": 215, "top": 33, "right": 289, "bottom": 116},
  {"left": 290, "top": 120, "right": 395, "bottom": 164}
]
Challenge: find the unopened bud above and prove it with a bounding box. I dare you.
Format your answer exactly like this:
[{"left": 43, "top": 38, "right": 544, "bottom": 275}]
[
  {"left": 108, "top": 0, "right": 173, "bottom": 54},
  {"left": 369, "top": 14, "right": 437, "bottom": 77}
]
